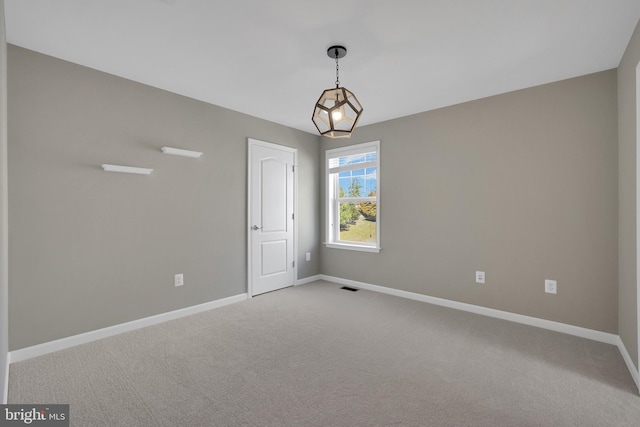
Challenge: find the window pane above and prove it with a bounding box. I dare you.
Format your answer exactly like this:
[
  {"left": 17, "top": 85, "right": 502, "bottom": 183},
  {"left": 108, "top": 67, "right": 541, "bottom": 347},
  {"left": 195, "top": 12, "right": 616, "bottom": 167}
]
[
  {"left": 364, "top": 167, "right": 377, "bottom": 196},
  {"left": 329, "top": 151, "right": 376, "bottom": 168},
  {"left": 338, "top": 170, "right": 372, "bottom": 198},
  {"left": 336, "top": 169, "right": 376, "bottom": 199},
  {"left": 338, "top": 201, "right": 377, "bottom": 244},
  {"left": 347, "top": 176, "right": 363, "bottom": 197},
  {"left": 338, "top": 177, "right": 350, "bottom": 197},
  {"left": 364, "top": 178, "right": 376, "bottom": 197}
]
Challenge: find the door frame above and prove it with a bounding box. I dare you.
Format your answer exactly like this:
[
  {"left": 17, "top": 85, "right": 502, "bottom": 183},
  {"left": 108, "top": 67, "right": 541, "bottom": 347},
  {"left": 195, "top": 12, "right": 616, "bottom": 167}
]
[
  {"left": 636, "top": 61, "right": 640, "bottom": 391},
  {"left": 247, "top": 138, "right": 298, "bottom": 298}
]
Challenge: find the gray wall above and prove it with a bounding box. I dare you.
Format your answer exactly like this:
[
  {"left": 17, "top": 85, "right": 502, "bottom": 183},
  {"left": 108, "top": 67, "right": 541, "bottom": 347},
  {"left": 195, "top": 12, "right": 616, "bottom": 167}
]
[
  {"left": 321, "top": 70, "right": 619, "bottom": 334},
  {"left": 618, "top": 19, "right": 640, "bottom": 370},
  {"left": 4, "top": 41, "right": 625, "bottom": 353},
  {"left": 7, "top": 45, "right": 320, "bottom": 350},
  {"left": 1, "top": 0, "right": 9, "bottom": 404}
]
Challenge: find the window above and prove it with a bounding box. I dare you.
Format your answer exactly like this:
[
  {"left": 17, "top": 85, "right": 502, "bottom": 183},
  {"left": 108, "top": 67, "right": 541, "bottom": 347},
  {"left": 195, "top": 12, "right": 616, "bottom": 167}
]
[{"left": 325, "top": 141, "right": 380, "bottom": 252}]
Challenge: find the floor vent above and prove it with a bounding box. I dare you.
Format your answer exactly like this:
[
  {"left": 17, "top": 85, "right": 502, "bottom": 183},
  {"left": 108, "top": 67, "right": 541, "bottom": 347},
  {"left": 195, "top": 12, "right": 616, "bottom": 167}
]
[{"left": 341, "top": 286, "right": 359, "bottom": 292}]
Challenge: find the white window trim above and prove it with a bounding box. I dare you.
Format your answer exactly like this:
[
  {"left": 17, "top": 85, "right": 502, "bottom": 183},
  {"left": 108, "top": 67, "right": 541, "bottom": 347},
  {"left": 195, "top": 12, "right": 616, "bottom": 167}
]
[
  {"left": 325, "top": 141, "right": 381, "bottom": 253},
  {"left": 324, "top": 242, "right": 381, "bottom": 253}
]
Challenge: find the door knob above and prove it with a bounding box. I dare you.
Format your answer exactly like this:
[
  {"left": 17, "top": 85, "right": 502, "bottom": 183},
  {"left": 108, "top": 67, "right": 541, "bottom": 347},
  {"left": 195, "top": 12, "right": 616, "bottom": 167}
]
[{"left": 252, "top": 225, "right": 263, "bottom": 230}]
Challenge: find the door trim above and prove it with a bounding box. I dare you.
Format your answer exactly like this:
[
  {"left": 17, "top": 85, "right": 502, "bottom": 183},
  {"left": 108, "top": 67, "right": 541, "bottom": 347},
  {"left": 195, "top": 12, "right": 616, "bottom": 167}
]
[
  {"left": 247, "top": 138, "right": 298, "bottom": 298},
  {"left": 636, "top": 61, "right": 640, "bottom": 392}
]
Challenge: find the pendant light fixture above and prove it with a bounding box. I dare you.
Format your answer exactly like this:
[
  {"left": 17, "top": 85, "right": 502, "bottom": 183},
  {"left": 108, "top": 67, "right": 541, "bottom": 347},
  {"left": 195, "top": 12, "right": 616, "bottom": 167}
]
[{"left": 312, "top": 45, "right": 363, "bottom": 139}]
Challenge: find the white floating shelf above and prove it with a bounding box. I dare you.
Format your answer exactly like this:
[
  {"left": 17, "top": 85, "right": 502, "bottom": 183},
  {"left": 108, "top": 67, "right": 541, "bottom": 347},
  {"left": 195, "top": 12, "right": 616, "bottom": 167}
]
[
  {"left": 161, "top": 146, "right": 203, "bottom": 158},
  {"left": 101, "top": 164, "right": 153, "bottom": 175}
]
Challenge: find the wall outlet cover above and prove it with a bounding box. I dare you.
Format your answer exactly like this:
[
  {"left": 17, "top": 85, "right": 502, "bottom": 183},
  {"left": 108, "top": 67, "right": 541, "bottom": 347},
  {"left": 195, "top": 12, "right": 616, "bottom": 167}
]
[
  {"left": 174, "top": 273, "right": 184, "bottom": 287},
  {"left": 475, "top": 271, "right": 485, "bottom": 284},
  {"left": 545, "top": 279, "right": 557, "bottom": 294}
]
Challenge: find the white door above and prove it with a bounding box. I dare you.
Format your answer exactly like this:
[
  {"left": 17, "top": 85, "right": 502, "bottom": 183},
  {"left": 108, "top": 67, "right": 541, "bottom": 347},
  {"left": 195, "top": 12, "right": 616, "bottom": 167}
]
[{"left": 248, "top": 139, "right": 296, "bottom": 296}]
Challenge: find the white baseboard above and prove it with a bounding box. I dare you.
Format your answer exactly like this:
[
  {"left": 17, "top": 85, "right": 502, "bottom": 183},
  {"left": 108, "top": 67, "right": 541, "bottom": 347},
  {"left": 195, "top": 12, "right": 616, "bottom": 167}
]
[
  {"left": 2, "top": 352, "right": 9, "bottom": 404},
  {"left": 319, "top": 275, "right": 619, "bottom": 345},
  {"left": 296, "top": 274, "right": 321, "bottom": 286},
  {"left": 616, "top": 336, "right": 640, "bottom": 392},
  {"left": 9, "top": 293, "right": 248, "bottom": 364},
  {"left": 7, "top": 277, "right": 640, "bottom": 394}
]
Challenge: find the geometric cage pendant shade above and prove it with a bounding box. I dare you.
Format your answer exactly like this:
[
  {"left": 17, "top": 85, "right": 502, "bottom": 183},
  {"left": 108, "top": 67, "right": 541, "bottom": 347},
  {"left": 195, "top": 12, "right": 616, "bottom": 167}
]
[
  {"left": 312, "top": 86, "right": 363, "bottom": 138},
  {"left": 312, "top": 45, "right": 364, "bottom": 139}
]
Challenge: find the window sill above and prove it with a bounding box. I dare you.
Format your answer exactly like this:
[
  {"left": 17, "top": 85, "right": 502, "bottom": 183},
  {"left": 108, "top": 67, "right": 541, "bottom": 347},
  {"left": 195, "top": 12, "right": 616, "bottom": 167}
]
[{"left": 324, "top": 242, "right": 381, "bottom": 253}]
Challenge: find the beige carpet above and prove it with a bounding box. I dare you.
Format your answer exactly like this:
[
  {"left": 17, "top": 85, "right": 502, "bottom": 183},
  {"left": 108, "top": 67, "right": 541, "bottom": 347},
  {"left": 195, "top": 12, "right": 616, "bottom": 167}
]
[{"left": 8, "top": 281, "right": 640, "bottom": 426}]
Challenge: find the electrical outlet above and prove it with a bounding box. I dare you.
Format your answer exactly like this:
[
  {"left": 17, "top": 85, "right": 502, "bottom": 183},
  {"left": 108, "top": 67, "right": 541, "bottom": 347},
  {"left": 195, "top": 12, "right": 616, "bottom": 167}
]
[
  {"left": 475, "top": 271, "right": 485, "bottom": 284},
  {"left": 306, "top": 252, "right": 311, "bottom": 261},
  {"left": 545, "top": 279, "right": 557, "bottom": 294},
  {"left": 174, "top": 273, "right": 184, "bottom": 287}
]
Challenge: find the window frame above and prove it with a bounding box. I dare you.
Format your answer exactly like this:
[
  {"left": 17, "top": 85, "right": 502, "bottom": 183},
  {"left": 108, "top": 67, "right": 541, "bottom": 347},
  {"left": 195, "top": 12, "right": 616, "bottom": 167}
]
[{"left": 325, "top": 141, "right": 381, "bottom": 253}]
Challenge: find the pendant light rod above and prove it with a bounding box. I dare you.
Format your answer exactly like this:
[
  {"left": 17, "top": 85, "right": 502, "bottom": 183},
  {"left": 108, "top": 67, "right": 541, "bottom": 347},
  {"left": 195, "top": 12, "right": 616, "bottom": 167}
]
[{"left": 327, "top": 46, "right": 347, "bottom": 88}]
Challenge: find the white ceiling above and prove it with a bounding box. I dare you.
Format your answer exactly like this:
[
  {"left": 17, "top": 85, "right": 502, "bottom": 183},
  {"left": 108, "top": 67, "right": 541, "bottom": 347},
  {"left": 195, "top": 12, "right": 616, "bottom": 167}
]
[{"left": 5, "top": 0, "right": 640, "bottom": 135}]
